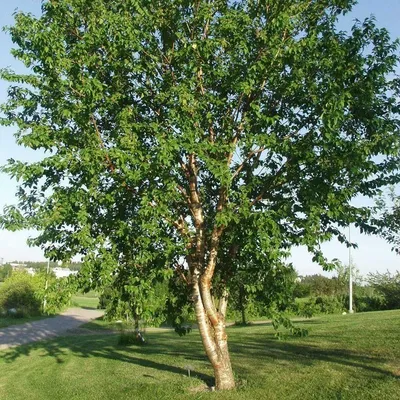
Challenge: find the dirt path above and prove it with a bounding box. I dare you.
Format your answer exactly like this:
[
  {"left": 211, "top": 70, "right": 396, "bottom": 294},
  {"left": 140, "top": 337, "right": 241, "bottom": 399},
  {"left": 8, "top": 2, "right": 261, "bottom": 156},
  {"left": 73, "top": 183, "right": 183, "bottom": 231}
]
[{"left": 0, "top": 308, "right": 103, "bottom": 350}]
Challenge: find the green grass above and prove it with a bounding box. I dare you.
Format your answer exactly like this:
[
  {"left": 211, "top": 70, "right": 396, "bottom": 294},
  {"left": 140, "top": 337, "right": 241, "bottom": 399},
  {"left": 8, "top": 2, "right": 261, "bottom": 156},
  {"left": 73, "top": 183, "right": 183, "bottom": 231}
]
[
  {"left": 1, "top": 310, "right": 399, "bottom": 399},
  {"left": 70, "top": 291, "right": 100, "bottom": 309}
]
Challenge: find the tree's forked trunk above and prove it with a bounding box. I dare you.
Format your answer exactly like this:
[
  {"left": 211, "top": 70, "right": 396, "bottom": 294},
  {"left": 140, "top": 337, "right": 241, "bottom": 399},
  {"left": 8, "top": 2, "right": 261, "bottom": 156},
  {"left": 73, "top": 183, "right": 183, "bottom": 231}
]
[{"left": 192, "top": 275, "right": 235, "bottom": 390}]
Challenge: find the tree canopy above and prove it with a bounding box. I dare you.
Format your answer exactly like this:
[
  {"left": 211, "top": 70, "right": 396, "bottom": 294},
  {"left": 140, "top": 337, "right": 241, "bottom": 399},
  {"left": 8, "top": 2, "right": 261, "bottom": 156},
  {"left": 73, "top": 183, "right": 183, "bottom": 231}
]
[{"left": 1, "top": 0, "right": 400, "bottom": 390}]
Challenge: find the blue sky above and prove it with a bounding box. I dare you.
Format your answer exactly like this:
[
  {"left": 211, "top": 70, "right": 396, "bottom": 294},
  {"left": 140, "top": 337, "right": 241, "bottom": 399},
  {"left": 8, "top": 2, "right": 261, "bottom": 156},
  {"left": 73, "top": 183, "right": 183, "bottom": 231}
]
[{"left": 0, "top": 0, "right": 399, "bottom": 277}]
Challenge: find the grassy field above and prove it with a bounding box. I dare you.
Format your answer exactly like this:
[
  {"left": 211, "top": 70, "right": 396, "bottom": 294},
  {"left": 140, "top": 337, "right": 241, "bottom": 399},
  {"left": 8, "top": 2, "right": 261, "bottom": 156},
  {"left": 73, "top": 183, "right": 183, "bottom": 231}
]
[
  {"left": 70, "top": 291, "right": 100, "bottom": 309},
  {"left": 0, "top": 310, "right": 399, "bottom": 399}
]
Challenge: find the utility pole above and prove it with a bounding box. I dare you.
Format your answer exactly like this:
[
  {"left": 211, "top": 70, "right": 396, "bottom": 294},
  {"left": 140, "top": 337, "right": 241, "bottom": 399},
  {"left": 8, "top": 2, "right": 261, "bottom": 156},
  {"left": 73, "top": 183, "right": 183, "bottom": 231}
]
[{"left": 348, "top": 225, "right": 354, "bottom": 314}]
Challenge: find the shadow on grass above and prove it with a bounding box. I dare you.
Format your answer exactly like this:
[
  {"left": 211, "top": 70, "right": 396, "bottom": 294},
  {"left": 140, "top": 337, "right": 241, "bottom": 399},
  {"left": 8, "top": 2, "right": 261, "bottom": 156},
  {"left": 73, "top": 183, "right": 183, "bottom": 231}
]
[
  {"left": 1, "top": 331, "right": 214, "bottom": 386},
  {"left": 2, "top": 317, "right": 398, "bottom": 385},
  {"left": 228, "top": 332, "right": 398, "bottom": 380},
  {"left": 227, "top": 318, "right": 323, "bottom": 329}
]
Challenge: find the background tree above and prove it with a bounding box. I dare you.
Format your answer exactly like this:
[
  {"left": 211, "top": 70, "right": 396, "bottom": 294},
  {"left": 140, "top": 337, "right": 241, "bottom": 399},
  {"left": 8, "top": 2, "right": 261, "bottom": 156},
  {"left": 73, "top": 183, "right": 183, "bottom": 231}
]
[
  {"left": 98, "top": 268, "right": 169, "bottom": 334},
  {"left": 368, "top": 270, "right": 400, "bottom": 310},
  {"left": 1, "top": 0, "right": 400, "bottom": 390},
  {"left": 0, "top": 264, "right": 13, "bottom": 282},
  {"left": 374, "top": 187, "right": 400, "bottom": 254}
]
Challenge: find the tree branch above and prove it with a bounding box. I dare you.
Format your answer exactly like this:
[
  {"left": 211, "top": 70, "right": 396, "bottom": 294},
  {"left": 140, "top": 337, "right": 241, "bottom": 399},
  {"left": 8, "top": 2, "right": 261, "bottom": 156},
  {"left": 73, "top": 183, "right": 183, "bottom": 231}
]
[{"left": 232, "top": 146, "right": 265, "bottom": 180}]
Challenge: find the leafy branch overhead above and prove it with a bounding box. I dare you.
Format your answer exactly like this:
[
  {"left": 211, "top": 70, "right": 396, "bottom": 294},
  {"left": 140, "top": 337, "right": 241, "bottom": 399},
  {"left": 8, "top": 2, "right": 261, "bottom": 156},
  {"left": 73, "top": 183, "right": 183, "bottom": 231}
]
[{"left": 1, "top": 0, "right": 400, "bottom": 391}]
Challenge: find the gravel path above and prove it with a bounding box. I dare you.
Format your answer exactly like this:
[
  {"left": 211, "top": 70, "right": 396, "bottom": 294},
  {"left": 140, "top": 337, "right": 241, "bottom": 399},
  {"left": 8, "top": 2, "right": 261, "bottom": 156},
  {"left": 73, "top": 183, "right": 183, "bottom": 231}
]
[{"left": 0, "top": 308, "right": 104, "bottom": 350}]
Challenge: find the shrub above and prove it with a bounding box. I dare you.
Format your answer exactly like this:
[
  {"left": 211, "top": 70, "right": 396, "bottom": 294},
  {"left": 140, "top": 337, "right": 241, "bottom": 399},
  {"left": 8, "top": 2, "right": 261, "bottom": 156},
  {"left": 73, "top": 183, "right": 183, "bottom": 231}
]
[
  {"left": 315, "top": 295, "right": 345, "bottom": 314},
  {"left": 353, "top": 294, "right": 385, "bottom": 312},
  {"left": 0, "top": 272, "right": 42, "bottom": 317},
  {"left": 294, "top": 295, "right": 346, "bottom": 317},
  {"left": 117, "top": 329, "right": 147, "bottom": 346},
  {"left": 295, "top": 298, "right": 321, "bottom": 318}
]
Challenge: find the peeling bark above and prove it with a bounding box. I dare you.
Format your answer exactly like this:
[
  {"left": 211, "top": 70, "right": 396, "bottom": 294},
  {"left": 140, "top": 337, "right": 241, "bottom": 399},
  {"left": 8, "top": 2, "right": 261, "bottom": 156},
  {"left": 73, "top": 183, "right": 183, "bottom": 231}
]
[
  {"left": 190, "top": 262, "right": 235, "bottom": 390},
  {"left": 185, "top": 153, "right": 235, "bottom": 390}
]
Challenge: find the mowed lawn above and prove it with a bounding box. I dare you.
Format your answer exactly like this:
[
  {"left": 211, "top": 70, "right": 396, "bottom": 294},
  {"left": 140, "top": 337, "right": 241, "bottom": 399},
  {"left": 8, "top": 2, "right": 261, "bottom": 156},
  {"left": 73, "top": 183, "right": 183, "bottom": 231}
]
[
  {"left": 70, "top": 291, "right": 100, "bottom": 309},
  {"left": 0, "top": 310, "right": 399, "bottom": 400}
]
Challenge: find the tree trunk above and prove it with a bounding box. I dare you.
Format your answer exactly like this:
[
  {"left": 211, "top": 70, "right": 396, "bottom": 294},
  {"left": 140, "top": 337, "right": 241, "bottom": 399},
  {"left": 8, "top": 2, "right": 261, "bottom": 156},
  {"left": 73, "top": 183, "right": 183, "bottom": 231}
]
[
  {"left": 184, "top": 154, "right": 235, "bottom": 390},
  {"left": 212, "top": 324, "right": 235, "bottom": 390},
  {"left": 192, "top": 276, "right": 235, "bottom": 390}
]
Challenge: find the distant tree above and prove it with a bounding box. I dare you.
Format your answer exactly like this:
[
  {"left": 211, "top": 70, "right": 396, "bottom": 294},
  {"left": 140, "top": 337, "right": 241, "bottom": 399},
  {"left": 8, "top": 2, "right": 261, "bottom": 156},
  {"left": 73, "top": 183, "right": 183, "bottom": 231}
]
[
  {"left": 227, "top": 260, "right": 296, "bottom": 325},
  {"left": 295, "top": 274, "right": 339, "bottom": 297},
  {"left": 368, "top": 270, "right": 400, "bottom": 310},
  {"left": 0, "top": 264, "right": 13, "bottom": 282},
  {"left": 68, "top": 262, "right": 83, "bottom": 271},
  {"left": 1, "top": 0, "right": 400, "bottom": 390},
  {"left": 334, "top": 259, "right": 363, "bottom": 288},
  {"left": 374, "top": 188, "right": 400, "bottom": 254}
]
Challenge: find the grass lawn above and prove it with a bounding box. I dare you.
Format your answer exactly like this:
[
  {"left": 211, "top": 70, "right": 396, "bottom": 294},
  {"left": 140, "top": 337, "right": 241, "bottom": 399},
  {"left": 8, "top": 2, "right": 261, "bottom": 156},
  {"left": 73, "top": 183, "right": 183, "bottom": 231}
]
[
  {"left": 0, "top": 310, "right": 399, "bottom": 400},
  {"left": 70, "top": 291, "right": 100, "bottom": 309}
]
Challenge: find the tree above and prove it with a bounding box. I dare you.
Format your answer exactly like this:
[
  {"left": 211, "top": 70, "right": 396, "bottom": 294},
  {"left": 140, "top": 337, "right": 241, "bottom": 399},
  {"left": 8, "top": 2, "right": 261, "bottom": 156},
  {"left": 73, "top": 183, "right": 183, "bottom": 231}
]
[
  {"left": 368, "top": 270, "right": 400, "bottom": 310},
  {"left": 374, "top": 187, "right": 400, "bottom": 253},
  {"left": 227, "top": 259, "right": 296, "bottom": 325},
  {"left": 0, "top": 264, "right": 13, "bottom": 282},
  {"left": 296, "top": 274, "right": 340, "bottom": 296},
  {"left": 1, "top": 0, "right": 400, "bottom": 390},
  {"left": 334, "top": 259, "right": 363, "bottom": 289},
  {"left": 98, "top": 265, "right": 169, "bottom": 334}
]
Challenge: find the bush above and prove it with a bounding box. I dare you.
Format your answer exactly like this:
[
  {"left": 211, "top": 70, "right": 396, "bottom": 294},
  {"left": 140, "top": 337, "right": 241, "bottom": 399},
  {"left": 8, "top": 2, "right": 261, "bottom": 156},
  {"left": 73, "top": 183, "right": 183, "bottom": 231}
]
[
  {"left": 0, "top": 272, "right": 42, "bottom": 317},
  {"left": 98, "top": 286, "right": 115, "bottom": 310},
  {"left": 315, "top": 295, "right": 345, "bottom": 314},
  {"left": 293, "top": 295, "right": 345, "bottom": 317},
  {"left": 294, "top": 298, "right": 321, "bottom": 318},
  {"left": 353, "top": 294, "right": 385, "bottom": 312},
  {"left": 117, "top": 329, "right": 146, "bottom": 346}
]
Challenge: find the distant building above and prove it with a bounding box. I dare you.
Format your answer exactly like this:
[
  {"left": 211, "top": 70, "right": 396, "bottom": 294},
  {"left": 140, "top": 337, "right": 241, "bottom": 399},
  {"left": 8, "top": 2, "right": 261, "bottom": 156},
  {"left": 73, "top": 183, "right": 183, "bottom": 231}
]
[
  {"left": 53, "top": 267, "right": 78, "bottom": 279},
  {"left": 10, "top": 263, "right": 27, "bottom": 270}
]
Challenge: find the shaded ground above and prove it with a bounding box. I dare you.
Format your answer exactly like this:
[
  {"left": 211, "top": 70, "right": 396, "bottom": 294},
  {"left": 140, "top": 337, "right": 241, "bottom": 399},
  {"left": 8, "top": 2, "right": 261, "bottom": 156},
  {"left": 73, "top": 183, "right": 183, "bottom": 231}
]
[
  {"left": 0, "top": 308, "right": 103, "bottom": 350},
  {"left": 1, "top": 311, "right": 400, "bottom": 400}
]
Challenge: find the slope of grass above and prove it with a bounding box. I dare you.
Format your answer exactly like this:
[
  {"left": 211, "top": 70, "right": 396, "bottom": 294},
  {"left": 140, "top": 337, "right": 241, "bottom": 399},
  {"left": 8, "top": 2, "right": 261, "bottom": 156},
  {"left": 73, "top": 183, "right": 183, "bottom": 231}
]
[
  {"left": 70, "top": 291, "right": 100, "bottom": 309},
  {"left": 0, "top": 310, "right": 399, "bottom": 399}
]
